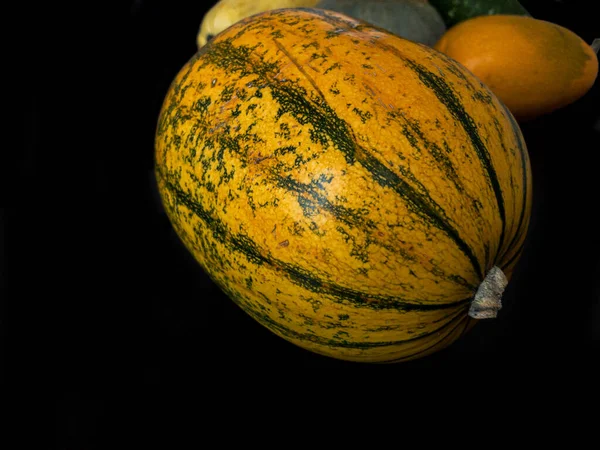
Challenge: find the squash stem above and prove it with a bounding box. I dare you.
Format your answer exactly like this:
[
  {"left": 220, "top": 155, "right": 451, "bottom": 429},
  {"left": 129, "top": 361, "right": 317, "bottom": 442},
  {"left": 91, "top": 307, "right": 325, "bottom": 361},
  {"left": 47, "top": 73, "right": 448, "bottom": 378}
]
[{"left": 468, "top": 266, "right": 507, "bottom": 319}]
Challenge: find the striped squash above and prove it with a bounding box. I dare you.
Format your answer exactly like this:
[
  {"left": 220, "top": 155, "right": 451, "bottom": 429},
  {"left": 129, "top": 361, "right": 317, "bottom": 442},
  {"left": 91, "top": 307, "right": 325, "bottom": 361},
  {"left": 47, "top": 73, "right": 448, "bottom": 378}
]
[{"left": 155, "top": 8, "right": 533, "bottom": 363}]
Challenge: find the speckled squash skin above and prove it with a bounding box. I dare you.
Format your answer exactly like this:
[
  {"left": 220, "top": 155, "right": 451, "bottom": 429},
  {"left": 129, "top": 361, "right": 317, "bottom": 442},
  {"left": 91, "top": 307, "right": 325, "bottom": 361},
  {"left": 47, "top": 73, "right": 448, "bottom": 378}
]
[{"left": 155, "top": 8, "right": 532, "bottom": 363}]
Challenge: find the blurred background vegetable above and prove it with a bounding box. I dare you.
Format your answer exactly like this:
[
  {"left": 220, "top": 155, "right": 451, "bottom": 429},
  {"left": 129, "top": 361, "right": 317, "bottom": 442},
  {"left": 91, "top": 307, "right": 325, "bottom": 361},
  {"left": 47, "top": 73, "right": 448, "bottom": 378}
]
[
  {"left": 197, "top": 0, "right": 319, "bottom": 48},
  {"left": 434, "top": 14, "right": 598, "bottom": 121},
  {"left": 314, "top": 0, "right": 447, "bottom": 46}
]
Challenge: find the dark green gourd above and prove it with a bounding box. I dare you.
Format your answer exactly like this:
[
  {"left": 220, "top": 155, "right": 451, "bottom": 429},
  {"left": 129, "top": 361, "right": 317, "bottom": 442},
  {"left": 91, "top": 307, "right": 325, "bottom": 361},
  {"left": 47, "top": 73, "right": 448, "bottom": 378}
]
[
  {"left": 428, "top": 0, "right": 530, "bottom": 27},
  {"left": 315, "top": 0, "right": 447, "bottom": 46}
]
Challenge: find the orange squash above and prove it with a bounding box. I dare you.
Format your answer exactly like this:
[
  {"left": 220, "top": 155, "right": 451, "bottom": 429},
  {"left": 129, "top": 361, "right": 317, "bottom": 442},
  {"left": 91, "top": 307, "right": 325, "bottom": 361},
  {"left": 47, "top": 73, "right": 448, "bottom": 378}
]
[
  {"left": 155, "top": 8, "right": 533, "bottom": 362},
  {"left": 434, "top": 14, "right": 599, "bottom": 121}
]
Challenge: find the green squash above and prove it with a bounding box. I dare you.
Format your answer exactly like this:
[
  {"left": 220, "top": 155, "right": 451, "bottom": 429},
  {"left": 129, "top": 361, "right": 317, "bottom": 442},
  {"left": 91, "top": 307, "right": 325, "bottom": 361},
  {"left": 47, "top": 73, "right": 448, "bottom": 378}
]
[
  {"left": 315, "top": 0, "right": 447, "bottom": 47},
  {"left": 428, "top": 0, "right": 530, "bottom": 27}
]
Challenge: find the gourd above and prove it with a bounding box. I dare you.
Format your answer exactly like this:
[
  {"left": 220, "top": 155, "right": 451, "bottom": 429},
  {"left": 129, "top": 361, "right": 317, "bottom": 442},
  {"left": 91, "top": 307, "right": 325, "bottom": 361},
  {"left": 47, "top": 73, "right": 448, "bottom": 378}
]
[
  {"left": 156, "top": 8, "right": 533, "bottom": 363},
  {"left": 197, "top": 0, "right": 319, "bottom": 48},
  {"left": 314, "top": 0, "right": 447, "bottom": 46},
  {"left": 428, "top": 0, "right": 530, "bottom": 27},
  {"left": 434, "top": 14, "right": 599, "bottom": 121}
]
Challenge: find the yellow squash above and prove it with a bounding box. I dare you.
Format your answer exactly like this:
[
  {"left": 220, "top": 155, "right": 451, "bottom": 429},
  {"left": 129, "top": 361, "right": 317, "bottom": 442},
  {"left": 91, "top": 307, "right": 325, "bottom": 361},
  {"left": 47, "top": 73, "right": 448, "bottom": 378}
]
[
  {"left": 157, "top": 8, "right": 533, "bottom": 362},
  {"left": 197, "top": 0, "right": 320, "bottom": 48}
]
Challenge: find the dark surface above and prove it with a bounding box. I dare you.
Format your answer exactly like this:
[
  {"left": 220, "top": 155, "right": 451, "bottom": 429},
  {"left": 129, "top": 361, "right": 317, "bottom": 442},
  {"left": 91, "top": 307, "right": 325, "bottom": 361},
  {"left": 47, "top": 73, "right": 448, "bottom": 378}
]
[{"left": 6, "top": 0, "right": 600, "bottom": 446}]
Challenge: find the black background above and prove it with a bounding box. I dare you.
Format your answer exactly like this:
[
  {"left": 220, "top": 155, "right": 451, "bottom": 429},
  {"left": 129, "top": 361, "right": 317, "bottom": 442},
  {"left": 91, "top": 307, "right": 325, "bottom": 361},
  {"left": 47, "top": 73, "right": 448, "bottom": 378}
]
[{"left": 6, "top": 0, "right": 600, "bottom": 446}]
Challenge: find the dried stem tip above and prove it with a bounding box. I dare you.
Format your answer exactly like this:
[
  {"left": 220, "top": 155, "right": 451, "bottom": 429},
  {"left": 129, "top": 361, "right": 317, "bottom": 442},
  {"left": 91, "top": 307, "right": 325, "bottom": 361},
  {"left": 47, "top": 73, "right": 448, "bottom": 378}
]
[{"left": 468, "top": 266, "right": 508, "bottom": 319}]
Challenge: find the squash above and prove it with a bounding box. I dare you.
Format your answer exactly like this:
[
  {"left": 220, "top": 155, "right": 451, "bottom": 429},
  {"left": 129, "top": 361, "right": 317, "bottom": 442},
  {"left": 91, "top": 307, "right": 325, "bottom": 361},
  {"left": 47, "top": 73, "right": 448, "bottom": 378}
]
[
  {"left": 197, "top": 0, "right": 320, "bottom": 48},
  {"left": 314, "top": 0, "right": 447, "bottom": 47},
  {"left": 155, "top": 8, "right": 533, "bottom": 363},
  {"left": 434, "top": 14, "right": 599, "bottom": 121},
  {"left": 428, "top": 0, "right": 530, "bottom": 27}
]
